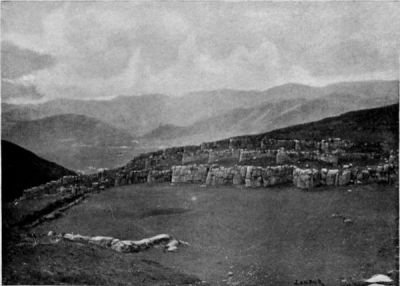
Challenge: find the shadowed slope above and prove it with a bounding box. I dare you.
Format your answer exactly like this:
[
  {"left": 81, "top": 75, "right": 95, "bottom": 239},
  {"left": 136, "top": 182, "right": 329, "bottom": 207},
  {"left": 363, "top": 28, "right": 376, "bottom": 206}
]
[{"left": 1, "top": 140, "right": 76, "bottom": 202}]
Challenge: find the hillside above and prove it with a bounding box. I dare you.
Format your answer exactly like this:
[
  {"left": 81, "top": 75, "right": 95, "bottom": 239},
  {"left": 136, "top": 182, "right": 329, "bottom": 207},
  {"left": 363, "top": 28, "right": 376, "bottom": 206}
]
[
  {"left": 1, "top": 140, "right": 76, "bottom": 202},
  {"left": 2, "top": 114, "right": 138, "bottom": 172},
  {"left": 248, "top": 103, "right": 399, "bottom": 149},
  {"left": 141, "top": 92, "right": 398, "bottom": 147},
  {"left": 2, "top": 80, "right": 398, "bottom": 138}
]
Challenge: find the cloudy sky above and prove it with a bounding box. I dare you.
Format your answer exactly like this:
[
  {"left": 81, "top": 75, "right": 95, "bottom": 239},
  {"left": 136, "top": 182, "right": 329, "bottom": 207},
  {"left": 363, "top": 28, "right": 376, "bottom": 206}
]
[{"left": 1, "top": 1, "right": 399, "bottom": 102}]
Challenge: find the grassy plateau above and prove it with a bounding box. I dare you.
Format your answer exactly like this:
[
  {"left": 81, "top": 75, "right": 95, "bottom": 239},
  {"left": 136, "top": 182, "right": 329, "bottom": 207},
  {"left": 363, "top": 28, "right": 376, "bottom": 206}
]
[{"left": 4, "top": 182, "right": 395, "bottom": 285}]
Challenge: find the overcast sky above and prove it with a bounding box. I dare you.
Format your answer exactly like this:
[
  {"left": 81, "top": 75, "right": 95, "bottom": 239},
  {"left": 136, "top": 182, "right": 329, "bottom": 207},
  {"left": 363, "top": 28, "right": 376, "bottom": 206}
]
[{"left": 1, "top": 1, "right": 399, "bottom": 102}]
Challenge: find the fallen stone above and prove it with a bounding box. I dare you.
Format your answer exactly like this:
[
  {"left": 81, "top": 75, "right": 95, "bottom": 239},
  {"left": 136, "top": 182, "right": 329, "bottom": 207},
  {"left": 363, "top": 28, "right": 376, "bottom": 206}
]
[
  {"left": 62, "top": 232, "right": 186, "bottom": 254},
  {"left": 343, "top": 218, "right": 353, "bottom": 224},
  {"left": 89, "top": 236, "right": 115, "bottom": 247},
  {"left": 363, "top": 274, "right": 393, "bottom": 284}
]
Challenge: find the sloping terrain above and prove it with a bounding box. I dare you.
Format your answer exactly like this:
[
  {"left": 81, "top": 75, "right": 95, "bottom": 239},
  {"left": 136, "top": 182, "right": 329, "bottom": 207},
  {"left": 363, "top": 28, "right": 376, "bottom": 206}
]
[
  {"left": 2, "top": 114, "right": 138, "bottom": 172},
  {"left": 2, "top": 80, "right": 398, "bottom": 138},
  {"left": 141, "top": 97, "right": 399, "bottom": 148},
  {"left": 2, "top": 228, "right": 203, "bottom": 285},
  {"left": 263, "top": 103, "right": 399, "bottom": 148},
  {"left": 1, "top": 140, "right": 76, "bottom": 202}
]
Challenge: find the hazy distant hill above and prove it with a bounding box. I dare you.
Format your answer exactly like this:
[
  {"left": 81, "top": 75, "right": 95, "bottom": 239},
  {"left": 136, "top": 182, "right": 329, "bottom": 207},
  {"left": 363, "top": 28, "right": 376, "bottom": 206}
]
[
  {"left": 140, "top": 90, "right": 399, "bottom": 147},
  {"left": 1, "top": 140, "right": 76, "bottom": 202},
  {"left": 2, "top": 80, "right": 398, "bottom": 139},
  {"left": 1, "top": 94, "right": 170, "bottom": 135},
  {"left": 2, "top": 114, "right": 138, "bottom": 172}
]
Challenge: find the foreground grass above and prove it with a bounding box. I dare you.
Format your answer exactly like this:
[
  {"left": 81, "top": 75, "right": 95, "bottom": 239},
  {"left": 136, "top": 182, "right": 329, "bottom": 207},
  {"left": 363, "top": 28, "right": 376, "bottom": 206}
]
[{"left": 6, "top": 183, "right": 398, "bottom": 285}]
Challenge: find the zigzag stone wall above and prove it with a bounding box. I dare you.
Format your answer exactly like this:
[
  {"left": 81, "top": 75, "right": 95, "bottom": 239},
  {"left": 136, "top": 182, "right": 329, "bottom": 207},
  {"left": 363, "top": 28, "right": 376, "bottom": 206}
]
[{"left": 19, "top": 135, "right": 397, "bottom": 201}]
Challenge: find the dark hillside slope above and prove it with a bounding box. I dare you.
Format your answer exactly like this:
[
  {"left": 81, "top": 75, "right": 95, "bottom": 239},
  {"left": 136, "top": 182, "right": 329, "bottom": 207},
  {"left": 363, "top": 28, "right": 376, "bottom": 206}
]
[
  {"left": 261, "top": 103, "right": 399, "bottom": 148},
  {"left": 2, "top": 114, "right": 137, "bottom": 172},
  {"left": 1, "top": 140, "right": 76, "bottom": 202}
]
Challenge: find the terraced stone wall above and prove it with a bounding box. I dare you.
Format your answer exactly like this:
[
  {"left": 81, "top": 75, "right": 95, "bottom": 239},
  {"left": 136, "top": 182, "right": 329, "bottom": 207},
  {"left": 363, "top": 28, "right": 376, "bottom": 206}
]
[{"left": 171, "top": 165, "right": 209, "bottom": 183}]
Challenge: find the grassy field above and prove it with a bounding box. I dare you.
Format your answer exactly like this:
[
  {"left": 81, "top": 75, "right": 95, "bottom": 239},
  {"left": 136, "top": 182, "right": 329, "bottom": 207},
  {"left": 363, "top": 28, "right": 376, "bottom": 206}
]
[{"left": 6, "top": 182, "right": 398, "bottom": 285}]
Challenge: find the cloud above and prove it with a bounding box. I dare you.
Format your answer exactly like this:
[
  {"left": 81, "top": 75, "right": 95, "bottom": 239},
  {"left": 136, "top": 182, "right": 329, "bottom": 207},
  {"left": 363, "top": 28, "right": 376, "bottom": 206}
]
[
  {"left": 1, "top": 41, "right": 54, "bottom": 79},
  {"left": 1, "top": 1, "right": 399, "bottom": 102}
]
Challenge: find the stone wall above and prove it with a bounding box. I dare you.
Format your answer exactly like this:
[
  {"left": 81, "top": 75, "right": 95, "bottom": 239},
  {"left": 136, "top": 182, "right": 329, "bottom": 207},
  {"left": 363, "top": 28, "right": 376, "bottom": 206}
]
[
  {"left": 182, "top": 148, "right": 209, "bottom": 165},
  {"left": 208, "top": 149, "right": 240, "bottom": 164},
  {"left": 293, "top": 164, "right": 396, "bottom": 189},
  {"left": 22, "top": 173, "right": 106, "bottom": 199},
  {"left": 171, "top": 165, "right": 209, "bottom": 184},
  {"left": 261, "top": 138, "right": 297, "bottom": 150},
  {"left": 295, "top": 140, "right": 320, "bottom": 151},
  {"left": 126, "top": 153, "right": 148, "bottom": 170},
  {"left": 316, "top": 153, "right": 339, "bottom": 166},
  {"left": 245, "top": 165, "right": 294, "bottom": 188},
  {"left": 201, "top": 138, "right": 231, "bottom": 151},
  {"left": 292, "top": 168, "right": 321, "bottom": 189},
  {"left": 320, "top": 138, "right": 354, "bottom": 152},
  {"left": 147, "top": 169, "right": 172, "bottom": 183},
  {"left": 205, "top": 166, "right": 236, "bottom": 186},
  {"left": 19, "top": 134, "right": 397, "bottom": 201},
  {"left": 238, "top": 150, "right": 277, "bottom": 163},
  {"left": 144, "top": 148, "right": 183, "bottom": 170},
  {"left": 126, "top": 147, "right": 184, "bottom": 171},
  {"left": 229, "top": 136, "right": 261, "bottom": 150},
  {"left": 337, "top": 152, "right": 377, "bottom": 163}
]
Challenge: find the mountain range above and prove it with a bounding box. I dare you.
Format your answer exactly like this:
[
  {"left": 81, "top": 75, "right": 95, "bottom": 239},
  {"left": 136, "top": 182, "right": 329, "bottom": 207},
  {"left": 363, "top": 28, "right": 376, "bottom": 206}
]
[{"left": 2, "top": 80, "right": 398, "bottom": 171}]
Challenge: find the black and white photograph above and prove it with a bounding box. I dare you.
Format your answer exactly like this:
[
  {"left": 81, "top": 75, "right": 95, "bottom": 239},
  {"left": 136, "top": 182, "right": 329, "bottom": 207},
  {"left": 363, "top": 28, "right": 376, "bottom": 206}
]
[{"left": 1, "top": 1, "right": 399, "bottom": 285}]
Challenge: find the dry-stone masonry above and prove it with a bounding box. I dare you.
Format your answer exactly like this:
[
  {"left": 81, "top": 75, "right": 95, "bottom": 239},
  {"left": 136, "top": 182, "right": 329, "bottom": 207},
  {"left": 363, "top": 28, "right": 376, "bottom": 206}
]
[
  {"left": 171, "top": 165, "right": 209, "bottom": 184},
  {"left": 293, "top": 164, "right": 396, "bottom": 189},
  {"left": 208, "top": 149, "right": 241, "bottom": 164},
  {"left": 20, "top": 134, "right": 398, "bottom": 204},
  {"left": 201, "top": 138, "right": 230, "bottom": 151},
  {"left": 238, "top": 149, "right": 277, "bottom": 163},
  {"left": 229, "top": 136, "right": 261, "bottom": 150},
  {"left": 245, "top": 165, "right": 294, "bottom": 188},
  {"left": 182, "top": 146, "right": 209, "bottom": 165},
  {"left": 147, "top": 169, "right": 172, "bottom": 183}
]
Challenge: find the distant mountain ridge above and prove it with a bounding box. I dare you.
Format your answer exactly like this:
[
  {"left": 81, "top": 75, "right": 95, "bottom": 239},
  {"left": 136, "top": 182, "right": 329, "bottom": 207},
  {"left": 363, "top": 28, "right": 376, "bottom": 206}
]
[
  {"left": 1, "top": 140, "right": 76, "bottom": 202},
  {"left": 2, "top": 80, "right": 398, "bottom": 137},
  {"left": 140, "top": 89, "right": 399, "bottom": 147},
  {"left": 1, "top": 80, "right": 398, "bottom": 170}
]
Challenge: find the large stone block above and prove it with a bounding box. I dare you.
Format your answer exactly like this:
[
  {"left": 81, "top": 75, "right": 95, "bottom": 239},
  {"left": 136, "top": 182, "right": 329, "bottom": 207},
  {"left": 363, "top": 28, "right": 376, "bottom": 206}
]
[
  {"left": 326, "top": 169, "right": 339, "bottom": 186},
  {"left": 293, "top": 168, "right": 320, "bottom": 189},
  {"left": 171, "top": 165, "right": 209, "bottom": 184},
  {"left": 338, "top": 169, "right": 351, "bottom": 186},
  {"left": 206, "top": 166, "right": 235, "bottom": 186}
]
